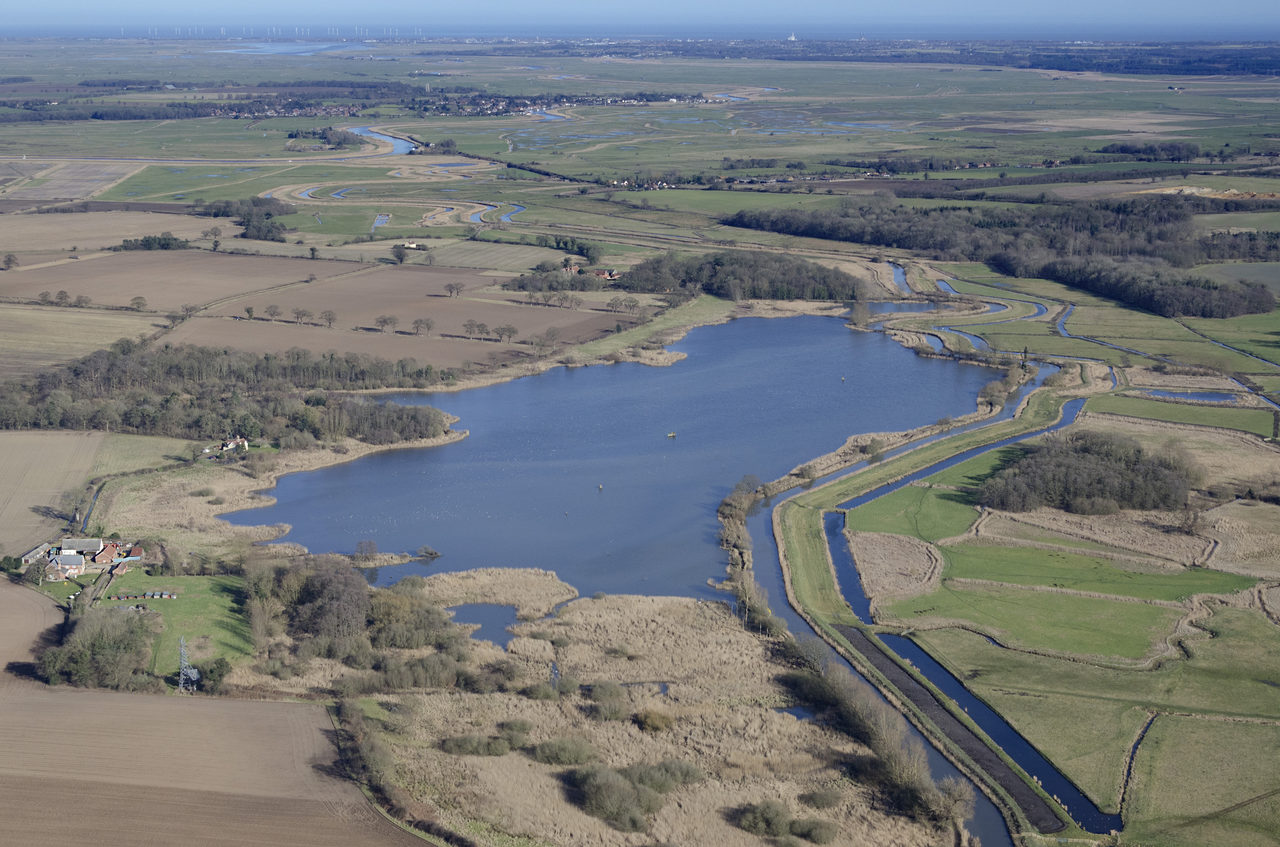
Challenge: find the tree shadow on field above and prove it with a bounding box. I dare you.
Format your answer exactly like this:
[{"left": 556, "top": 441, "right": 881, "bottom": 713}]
[
  {"left": 5, "top": 618, "right": 67, "bottom": 682},
  {"left": 311, "top": 727, "right": 349, "bottom": 780}
]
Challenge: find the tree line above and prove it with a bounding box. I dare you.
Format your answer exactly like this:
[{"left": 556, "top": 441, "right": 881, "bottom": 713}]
[
  {"left": 614, "top": 251, "right": 867, "bottom": 302},
  {"left": 0, "top": 339, "right": 448, "bottom": 446},
  {"left": 725, "top": 198, "right": 1276, "bottom": 318},
  {"left": 197, "top": 197, "right": 293, "bottom": 242}
]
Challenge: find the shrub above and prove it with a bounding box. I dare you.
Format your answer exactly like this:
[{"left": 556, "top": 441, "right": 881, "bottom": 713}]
[
  {"left": 737, "top": 800, "right": 792, "bottom": 837},
  {"left": 555, "top": 674, "right": 579, "bottom": 695},
  {"left": 633, "top": 709, "right": 674, "bottom": 733},
  {"left": 571, "top": 766, "right": 660, "bottom": 832},
  {"left": 798, "top": 788, "right": 842, "bottom": 810},
  {"left": 618, "top": 760, "right": 704, "bottom": 794},
  {"left": 531, "top": 737, "right": 596, "bottom": 765},
  {"left": 586, "top": 680, "right": 624, "bottom": 701},
  {"left": 591, "top": 699, "right": 629, "bottom": 721},
  {"left": 441, "top": 735, "right": 510, "bottom": 756},
  {"left": 789, "top": 817, "right": 839, "bottom": 844},
  {"left": 521, "top": 682, "right": 558, "bottom": 700}
]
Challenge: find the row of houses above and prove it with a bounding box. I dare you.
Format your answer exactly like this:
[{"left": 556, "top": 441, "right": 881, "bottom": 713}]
[{"left": 21, "top": 537, "right": 145, "bottom": 582}]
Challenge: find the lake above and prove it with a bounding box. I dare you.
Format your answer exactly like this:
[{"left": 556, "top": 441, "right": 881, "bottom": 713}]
[{"left": 226, "top": 314, "right": 995, "bottom": 599}]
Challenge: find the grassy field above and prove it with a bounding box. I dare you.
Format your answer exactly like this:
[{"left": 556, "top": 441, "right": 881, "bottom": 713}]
[
  {"left": 883, "top": 582, "right": 1182, "bottom": 659},
  {"left": 1085, "top": 394, "right": 1276, "bottom": 438},
  {"left": 0, "top": 304, "right": 162, "bottom": 380},
  {"left": 845, "top": 484, "right": 980, "bottom": 542},
  {"left": 940, "top": 542, "right": 1255, "bottom": 601},
  {"left": 87, "top": 434, "right": 198, "bottom": 479},
  {"left": 106, "top": 571, "right": 251, "bottom": 677}
]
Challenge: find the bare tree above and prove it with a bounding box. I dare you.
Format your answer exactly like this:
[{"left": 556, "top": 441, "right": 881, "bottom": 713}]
[
  {"left": 3, "top": 253, "right": 18, "bottom": 270},
  {"left": 462, "top": 319, "right": 480, "bottom": 338},
  {"left": 243, "top": 305, "right": 255, "bottom": 320},
  {"left": 73, "top": 295, "right": 92, "bottom": 308},
  {"left": 374, "top": 315, "right": 398, "bottom": 333},
  {"left": 444, "top": 282, "right": 464, "bottom": 298},
  {"left": 291, "top": 307, "right": 312, "bottom": 325},
  {"left": 495, "top": 324, "right": 518, "bottom": 343},
  {"left": 391, "top": 244, "right": 408, "bottom": 264},
  {"left": 320, "top": 309, "right": 337, "bottom": 328},
  {"left": 129, "top": 296, "right": 148, "bottom": 311},
  {"left": 180, "top": 303, "right": 199, "bottom": 319},
  {"left": 55, "top": 290, "right": 70, "bottom": 306},
  {"left": 264, "top": 304, "right": 282, "bottom": 321},
  {"left": 412, "top": 317, "right": 434, "bottom": 336}
]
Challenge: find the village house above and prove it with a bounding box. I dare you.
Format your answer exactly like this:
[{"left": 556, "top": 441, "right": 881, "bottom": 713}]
[{"left": 48, "top": 554, "right": 86, "bottom": 581}]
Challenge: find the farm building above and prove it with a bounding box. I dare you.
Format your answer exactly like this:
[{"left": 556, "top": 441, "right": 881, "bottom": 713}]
[
  {"left": 60, "top": 537, "right": 104, "bottom": 556},
  {"left": 92, "top": 542, "right": 122, "bottom": 565},
  {"left": 48, "top": 554, "right": 86, "bottom": 580},
  {"left": 20, "top": 543, "right": 52, "bottom": 565}
]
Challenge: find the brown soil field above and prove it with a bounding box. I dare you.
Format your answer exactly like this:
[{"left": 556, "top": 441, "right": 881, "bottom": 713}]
[
  {"left": 0, "top": 431, "right": 103, "bottom": 555},
  {"left": 375, "top": 583, "right": 942, "bottom": 847},
  {"left": 0, "top": 250, "right": 356, "bottom": 312},
  {"left": 166, "top": 265, "right": 622, "bottom": 368},
  {"left": 0, "top": 303, "right": 163, "bottom": 380},
  {"left": 0, "top": 580, "right": 419, "bottom": 847},
  {"left": 0, "top": 161, "right": 140, "bottom": 203},
  {"left": 0, "top": 211, "right": 233, "bottom": 252}
]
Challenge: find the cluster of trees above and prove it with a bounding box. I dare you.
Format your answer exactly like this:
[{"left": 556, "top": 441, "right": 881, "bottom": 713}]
[
  {"left": 197, "top": 197, "right": 293, "bottom": 242},
  {"left": 113, "top": 231, "right": 189, "bottom": 251},
  {"left": 726, "top": 199, "right": 1276, "bottom": 318},
  {"left": 978, "top": 431, "right": 1198, "bottom": 515},
  {"left": 616, "top": 251, "right": 866, "bottom": 302},
  {"left": 1095, "top": 142, "right": 1202, "bottom": 162},
  {"left": 0, "top": 340, "right": 448, "bottom": 446},
  {"left": 285, "top": 126, "right": 364, "bottom": 149},
  {"left": 39, "top": 607, "right": 158, "bottom": 691},
  {"left": 532, "top": 234, "right": 602, "bottom": 264},
  {"left": 35, "top": 290, "right": 92, "bottom": 308}
]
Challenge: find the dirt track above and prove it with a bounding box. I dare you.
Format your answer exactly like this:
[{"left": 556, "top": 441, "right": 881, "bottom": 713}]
[{"left": 0, "top": 580, "right": 419, "bottom": 847}]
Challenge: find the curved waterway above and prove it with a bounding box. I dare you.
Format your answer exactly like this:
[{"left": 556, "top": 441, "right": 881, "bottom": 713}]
[
  {"left": 346, "top": 126, "right": 416, "bottom": 156},
  {"left": 224, "top": 313, "right": 1019, "bottom": 842}
]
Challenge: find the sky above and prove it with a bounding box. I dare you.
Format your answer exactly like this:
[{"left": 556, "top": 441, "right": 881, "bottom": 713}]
[{"left": 2, "top": 0, "right": 1278, "bottom": 41}]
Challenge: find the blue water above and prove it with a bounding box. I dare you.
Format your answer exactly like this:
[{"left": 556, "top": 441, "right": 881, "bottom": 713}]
[
  {"left": 713, "top": 93, "right": 747, "bottom": 101},
  {"left": 450, "top": 603, "right": 519, "bottom": 647},
  {"left": 470, "top": 204, "right": 497, "bottom": 223},
  {"left": 881, "top": 634, "right": 1123, "bottom": 834},
  {"left": 370, "top": 214, "right": 390, "bottom": 232},
  {"left": 533, "top": 109, "right": 569, "bottom": 121},
  {"left": 225, "top": 315, "right": 995, "bottom": 600},
  {"left": 347, "top": 126, "right": 416, "bottom": 156},
  {"left": 888, "top": 263, "right": 912, "bottom": 294},
  {"left": 500, "top": 204, "right": 526, "bottom": 222}
]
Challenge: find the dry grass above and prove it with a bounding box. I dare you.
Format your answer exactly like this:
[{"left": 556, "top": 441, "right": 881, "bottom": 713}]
[
  {"left": 0, "top": 303, "right": 161, "bottom": 380},
  {"left": 0, "top": 161, "right": 141, "bottom": 203},
  {"left": 0, "top": 431, "right": 103, "bottom": 555},
  {"left": 382, "top": 586, "right": 941, "bottom": 847}
]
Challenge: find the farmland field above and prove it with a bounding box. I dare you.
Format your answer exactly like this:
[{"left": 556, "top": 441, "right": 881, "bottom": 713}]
[
  {"left": 0, "top": 252, "right": 356, "bottom": 312},
  {"left": 0, "top": 304, "right": 162, "bottom": 380},
  {"left": 0, "top": 211, "right": 224, "bottom": 251},
  {"left": 0, "top": 581, "right": 419, "bottom": 847},
  {"left": 0, "top": 431, "right": 102, "bottom": 555}
]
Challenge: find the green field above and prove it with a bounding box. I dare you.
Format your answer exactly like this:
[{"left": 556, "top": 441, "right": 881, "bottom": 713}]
[
  {"left": 106, "top": 571, "right": 251, "bottom": 677},
  {"left": 1085, "top": 394, "right": 1276, "bottom": 437},
  {"left": 845, "top": 484, "right": 980, "bottom": 542},
  {"left": 87, "top": 434, "right": 197, "bottom": 479},
  {"left": 940, "top": 542, "right": 1255, "bottom": 601},
  {"left": 885, "top": 582, "right": 1182, "bottom": 659}
]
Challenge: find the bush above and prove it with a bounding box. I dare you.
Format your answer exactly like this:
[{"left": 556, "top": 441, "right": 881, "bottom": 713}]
[
  {"left": 618, "top": 760, "right": 704, "bottom": 794},
  {"left": 737, "top": 800, "right": 792, "bottom": 837},
  {"left": 798, "top": 788, "right": 842, "bottom": 809},
  {"left": 441, "top": 735, "right": 510, "bottom": 756},
  {"left": 531, "top": 737, "right": 596, "bottom": 765},
  {"left": 586, "top": 680, "right": 624, "bottom": 701},
  {"left": 520, "top": 681, "right": 558, "bottom": 700},
  {"left": 633, "top": 708, "right": 674, "bottom": 733},
  {"left": 591, "top": 699, "right": 629, "bottom": 721},
  {"left": 789, "top": 818, "right": 839, "bottom": 844},
  {"left": 571, "top": 766, "right": 659, "bottom": 832}
]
